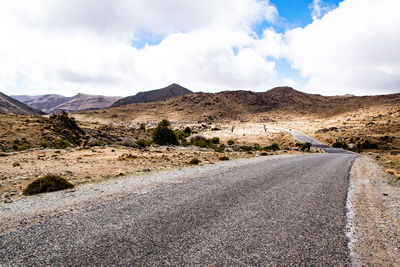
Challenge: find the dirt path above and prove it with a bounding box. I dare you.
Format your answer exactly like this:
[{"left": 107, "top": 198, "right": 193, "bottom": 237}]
[{"left": 348, "top": 156, "right": 400, "bottom": 266}]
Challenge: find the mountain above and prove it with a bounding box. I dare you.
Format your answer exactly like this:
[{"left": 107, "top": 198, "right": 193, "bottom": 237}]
[
  {"left": 0, "top": 92, "right": 45, "bottom": 115},
  {"left": 12, "top": 93, "right": 122, "bottom": 114},
  {"left": 12, "top": 94, "right": 68, "bottom": 113},
  {"left": 50, "top": 93, "right": 122, "bottom": 113},
  {"left": 111, "top": 83, "right": 193, "bottom": 107},
  {"left": 79, "top": 86, "right": 400, "bottom": 122}
]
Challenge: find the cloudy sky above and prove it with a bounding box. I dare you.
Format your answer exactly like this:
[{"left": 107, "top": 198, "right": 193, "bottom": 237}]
[{"left": 1, "top": 0, "right": 399, "bottom": 96}]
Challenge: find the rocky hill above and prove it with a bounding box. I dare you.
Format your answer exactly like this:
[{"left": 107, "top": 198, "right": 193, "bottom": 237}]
[
  {"left": 78, "top": 86, "right": 400, "bottom": 123},
  {"left": 0, "top": 92, "right": 45, "bottom": 115},
  {"left": 111, "top": 83, "right": 192, "bottom": 107},
  {"left": 12, "top": 93, "right": 122, "bottom": 114}
]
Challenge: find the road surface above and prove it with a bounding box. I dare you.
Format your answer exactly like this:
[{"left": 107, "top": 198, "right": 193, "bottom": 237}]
[{"left": 0, "top": 151, "right": 355, "bottom": 265}]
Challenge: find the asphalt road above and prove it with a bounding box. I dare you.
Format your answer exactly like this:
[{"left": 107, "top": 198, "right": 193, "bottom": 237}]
[{"left": 0, "top": 152, "right": 355, "bottom": 266}]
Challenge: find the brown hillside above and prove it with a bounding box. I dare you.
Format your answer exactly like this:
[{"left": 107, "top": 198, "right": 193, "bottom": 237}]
[
  {"left": 77, "top": 87, "right": 400, "bottom": 123},
  {"left": 0, "top": 92, "right": 45, "bottom": 115}
]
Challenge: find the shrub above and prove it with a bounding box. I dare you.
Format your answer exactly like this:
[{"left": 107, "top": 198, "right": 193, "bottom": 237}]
[
  {"left": 240, "top": 145, "right": 254, "bottom": 152},
  {"left": 227, "top": 140, "right": 235, "bottom": 146},
  {"left": 191, "top": 138, "right": 211, "bottom": 148},
  {"left": 219, "top": 156, "right": 229, "bottom": 161},
  {"left": 259, "top": 152, "right": 268, "bottom": 156},
  {"left": 265, "top": 143, "right": 280, "bottom": 151},
  {"left": 253, "top": 143, "right": 262, "bottom": 151},
  {"left": 139, "top": 123, "right": 146, "bottom": 131},
  {"left": 152, "top": 119, "right": 178, "bottom": 145},
  {"left": 189, "top": 158, "right": 200, "bottom": 165},
  {"left": 52, "top": 138, "right": 70, "bottom": 149},
  {"left": 17, "top": 143, "right": 31, "bottom": 151},
  {"left": 214, "top": 144, "right": 226, "bottom": 153},
  {"left": 23, "top": 174, "right": 74, "bottom": 195},
  {"left": 136, "top": 139, "right": 153, "bottom": 148},
  {"left": 300, "top": 142, "right": 312, "bottom": 151},
  {"left": 184, "top": 126, "right": 191, "bottom": 135},
  {"left": 211, "top": 137, "right": 220, "bottom": 144},
  {"left": 333, "top": 141, "right": 348, "bottom": 149},
  {"left": 39, "top": 142, "right": 49, "bottom": 148}
]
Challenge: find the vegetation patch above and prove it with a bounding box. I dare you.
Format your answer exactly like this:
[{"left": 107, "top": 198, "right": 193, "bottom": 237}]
[
  {"left": 189, "top": 158, "right": 200, "bottom": 165},
  {"left": 219, "top": 156, "right": 229, "bottom": 161},
  {"left": 136, "top": 139, "right": 153, "bottom": 148},
  {"left": 52, "top": 138, "right": 71, "bottom": 149},
  {"left": 23, "top": 174, "right": 74, "bottom": 195},
  {"left": 152, "top": 119, "right": 178, "bottom": 145}
]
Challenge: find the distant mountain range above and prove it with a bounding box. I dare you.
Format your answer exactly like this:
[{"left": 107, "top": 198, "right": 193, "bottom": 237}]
[
  {"left": 3, "top": 84, "right": 400, "bottom": 118},
  {"left": 11, "top": 93, "right": 122, "bottom": 114},
  {"left": 0, "top": 92, "right": 45, "bottom": 115},
  {"left": 111, "top": 83, "right": 192, "bottom": 107},
  {"left": 81, "top": 86, "right": 400, "bottom": 121}
]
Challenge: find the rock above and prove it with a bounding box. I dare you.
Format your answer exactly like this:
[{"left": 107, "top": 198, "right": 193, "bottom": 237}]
[
  {"left": 4, "top": 198, "right": 13, "bottom": 203},
  {"left": 13, "top": 162, "right": 20, "bottom": 167},
  {"left": 383, "top": 193, "right": 389, "bottom": 196}
]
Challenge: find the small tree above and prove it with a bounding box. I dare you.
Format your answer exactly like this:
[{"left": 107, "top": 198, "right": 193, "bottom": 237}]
[{"left": 152, "top": 119, "right": 178, "bottom": 145}]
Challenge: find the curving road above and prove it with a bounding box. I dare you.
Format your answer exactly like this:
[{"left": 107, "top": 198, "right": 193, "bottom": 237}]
[{"left": 0, "top": 133, "right": 356, "bottom": 266}]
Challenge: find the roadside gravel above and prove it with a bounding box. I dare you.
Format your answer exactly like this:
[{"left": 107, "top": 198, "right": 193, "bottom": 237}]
[{"left": 347, "top": 156, "right": 400, "bottom": 266}]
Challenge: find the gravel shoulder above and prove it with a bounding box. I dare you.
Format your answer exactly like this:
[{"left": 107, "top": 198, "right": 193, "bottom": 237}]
[
  {"left": 0, "top": 154, "right": 299, "bottom": 235},
  {"left": 348, "top": 156, "right": 400, "bottom": 266}
]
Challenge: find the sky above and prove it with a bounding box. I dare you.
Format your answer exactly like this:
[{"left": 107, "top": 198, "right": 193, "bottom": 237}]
[{"left": 0, "top": 0, "right": 399, "bottom": 97}]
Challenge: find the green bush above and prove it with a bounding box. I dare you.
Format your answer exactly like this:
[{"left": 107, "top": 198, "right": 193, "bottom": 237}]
[
  {"left": 184, "top": 126, "right": 192, "bottom": 134},
  {"left": 191, "top": 138, "right": 211, "bottom": 148},
  {"left": 189, "top": 158, "right": 200, "bottom": 165},
  {"left": 240, "top": 145, "right": 254, "bottom": 152},
  {"left": 52, "top": 138, "right": 70, "bottom": 149},
  {"left": 152, "top": 119, "right": 178, "bottom": 146},
  {"left": 139, "top": 123, "right": 146, "bottom": 131},
  {"left": 265, "top": 143, "right": 280, "bottom": 151},
  {"left": 214, "top": 144, "right": 226, "bottom": 153},
  {"left": 211, "top": 137, "right": 220, "bottom": 144},
  {"left": 39, "top": 142, "right": 49, "bottom": 148},
  {"left": 253, "top": 143, "right": 262, "bottom": 151},
  {"left": 136, "top": 139, "right": 153, "bottom": 148},
  {"left": 17, "top": 143, "right": 31, "bottom": 151},
  {"left": 23, "top": 174, "right": 74, "bottom": 195},
  {"left": 227, "top": 140, "right": 235, "bottom": 146},
  {"left": 332, "top": 141, "right": 348, "bottom": 149},
  {"left": 300, "top": 142, "right": 312, "bottom": 151}
]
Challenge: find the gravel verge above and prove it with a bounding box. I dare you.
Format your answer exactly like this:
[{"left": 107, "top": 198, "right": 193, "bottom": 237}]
[{"left": 347, "top": 155, "right": 400, "bottom": 266}]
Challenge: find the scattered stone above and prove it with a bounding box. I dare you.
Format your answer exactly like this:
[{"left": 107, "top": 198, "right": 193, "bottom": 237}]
[
  {"left": 4, "top": 198, "right": 13, "bottom": 203},
  {"left": 383, "top": 193, "right": 388, "bottom": 196},
  {"left": 13, "top": 162, "right": 20, "bottom": 167}
]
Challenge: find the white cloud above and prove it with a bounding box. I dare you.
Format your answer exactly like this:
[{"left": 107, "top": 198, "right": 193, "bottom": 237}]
[
  {"left": 0, "top": 0, "right": 279, "bottom": 96},
  {"left": 0, "top": 0, "right": 399, "bottom": 97},
  {"left": 285, "top": 0, "right": 400, "bottom": 95}
]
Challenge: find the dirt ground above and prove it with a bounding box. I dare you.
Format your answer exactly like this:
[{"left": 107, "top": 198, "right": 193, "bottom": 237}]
[{"left": 349, "top": 156, "right": 400, "bottom": 266}]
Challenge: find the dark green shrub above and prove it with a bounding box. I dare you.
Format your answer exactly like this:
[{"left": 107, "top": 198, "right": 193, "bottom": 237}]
[
  {"left": 211, "top": 137, "right": 220, "bottom": 144},
  {"left": 23, "top": 174, "right": 74, "bottom": 195},
  {"left": 259, "top": 152, "right": 268, "bottom": 156},
  {"left": 300, "top": 142, "right": 312, "bottom": 151},
  {"left": 189, "top": 158, "right": 200, "bottom": 165},
  {"left": 333, "top": 141, "right": 348, "bottom": 149},
  {"left": 240, "top": 145, "right": 254, "bottom": 152},
  {"left": 191, "top": 139, "right": 211, "bottom": 148},
  {"left": 358, "top": 140, "right": 378, "bottom": 149},
  {"left": 52, "top": 138, "right": 70, "bottom": 149},
  {"left": 227, "top": 140, "right": 235, "bottom": 146},
  {"left": 17, "top": 143, "right": 31, "bottom": 151},
  {"left": 136, "top": 139, "right": 153, "bottom": 148},
  {"left": 253, "top": 143, "right": 262, "bottom": 150},
  {"left": 152, "top": 119, "right": 178, "bottom": 145},
  {"left": 184, "top": 126, "right": 191, "bottom": 134},
  {"left": 139, "top": 123, "right": 146, "bottom": 131},
  {"left": 214, "top": 144, "right": 226, "bottom": 153},
  {"left": 39, "top": 142, "right": 49, "bottom": 148},
  {"left": 265, "top": 143, "right": 280, "bottom": 151},
  {"left": 219, "top": 156, "right": 229, "bottom": 161}
]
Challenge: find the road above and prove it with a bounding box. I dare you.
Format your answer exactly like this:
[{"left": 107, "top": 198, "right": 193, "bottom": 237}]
[{"left": 0, "top": 150, "right": 355, "bottom": 265}]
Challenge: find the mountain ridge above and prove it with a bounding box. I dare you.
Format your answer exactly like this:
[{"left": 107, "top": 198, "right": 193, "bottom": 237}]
[{"left": 111, "top": 83, "right": 193, "bottom": 107}]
